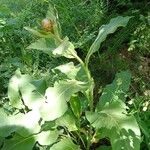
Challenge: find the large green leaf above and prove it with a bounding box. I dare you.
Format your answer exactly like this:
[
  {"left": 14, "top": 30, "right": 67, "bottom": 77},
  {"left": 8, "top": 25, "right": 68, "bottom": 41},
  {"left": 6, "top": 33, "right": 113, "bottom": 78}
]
[
  {"left": 85, "top": 16, "right": 132, "bottom": 63},
  {"left": 8, "top": 70, "right": 46, "bottom": 110},
  {"left": 96, "top": 71, "right": 131, "bottom": 110},
  {"left": 2, "top": 133, "right": 35, "bottom": 150},
  {"left": 86, "top": 101, "right": 141, "bottom": 150},
  {"left": 1, "top": 130, "right": 58, "bottom": 150},
  {"left": 0, "top": 108, "right": 41, "bottom": 137},
  {"left": 40, "top": 80, "right": 87, "bottom": 121},
  {"left": 50, "top": 137, "right": 80, "bottom": 150}
]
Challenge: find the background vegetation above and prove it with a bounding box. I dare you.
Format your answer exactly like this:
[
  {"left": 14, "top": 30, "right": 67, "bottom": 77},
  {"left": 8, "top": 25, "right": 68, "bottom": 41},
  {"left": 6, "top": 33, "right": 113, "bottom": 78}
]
[{"left": 0, "top": 0, "right": 150, "bottom": 149}]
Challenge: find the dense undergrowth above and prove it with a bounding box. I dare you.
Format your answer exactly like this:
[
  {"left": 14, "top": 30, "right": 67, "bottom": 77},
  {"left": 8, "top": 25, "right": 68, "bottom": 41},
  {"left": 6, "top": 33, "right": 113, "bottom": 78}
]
[{"left": 0, "top": 0, "right": 150, "bottom": 150}]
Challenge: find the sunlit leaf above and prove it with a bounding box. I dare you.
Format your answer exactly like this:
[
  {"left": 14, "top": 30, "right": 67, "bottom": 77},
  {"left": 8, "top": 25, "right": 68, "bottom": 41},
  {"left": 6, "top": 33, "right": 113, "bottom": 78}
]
[
  {"left": 50, "top": 137, "right": 80, "bottom": 150},
  {"left": 0, "top": 108, "right": 40, "bottom": 137},
  {"left": 8, "top": 69, "right": 29, "bottom": 108},
  {"left": 86, "top": 16, "right": 132, "bottom": 63},
  {"left": 36, "top": 130, "right": 58, "bottom": 146},
  {"left": 96, "top": 71, "right": 131, "bottom": 110},
  {"left": 8, "top": 70, "right": 46, "bottom": 110},
  {"left": 53, "top": 62, "right": 81, "bottom": 79},
  {"left": 40, "top": 80, "right": 86, "bottom": 121},
  {"left": 86, "top": 101, "right": 141, "bottom": 150}
]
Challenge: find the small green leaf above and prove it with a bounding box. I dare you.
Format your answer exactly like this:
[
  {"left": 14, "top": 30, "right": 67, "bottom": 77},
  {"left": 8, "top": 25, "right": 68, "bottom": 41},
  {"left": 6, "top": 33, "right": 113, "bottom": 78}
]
[
  {"left": 31, "top": 79, "right": 47, "bottom": 95},
  {"left": 53, "top": 62, "right": 81, "bottom": 79},
  {"left": 41, "top": 121, "right": 56, "bottom": 132},
  {"left": 36, "top": 130, "right": 58, "bottom": 146},
  {"left": 50, "top": 137, "right": 80, "bottom": 150},
  {"left": 70, "top": 95, "right": 81, "bottom": 119},
  {"left": 86, "top": 16, "right": 132, "bottom": 63},
  {"left": 52, "top": 37, "right": 77, "bottom": 58},
  {"left": 26, "top": 38, "right": 56, "bottom": 55},
  {"left": 56, "top": 109, "right": 78, "bottom": 131}
]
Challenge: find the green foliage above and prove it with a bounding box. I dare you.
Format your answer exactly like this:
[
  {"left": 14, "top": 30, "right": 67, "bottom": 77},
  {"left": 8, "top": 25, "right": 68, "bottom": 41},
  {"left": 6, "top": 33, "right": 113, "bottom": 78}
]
[
  {"left": 86, "top": 16, "right": 132, "bottom": 64},
  {"left": 1, "top": 1, "right": 150, "bottom": 149},
  {"left": 86, "top": 71, "right": 141, "bottom": 150},
  {"left": 0, "top": 7, "right": 142, "bottom": 149}
]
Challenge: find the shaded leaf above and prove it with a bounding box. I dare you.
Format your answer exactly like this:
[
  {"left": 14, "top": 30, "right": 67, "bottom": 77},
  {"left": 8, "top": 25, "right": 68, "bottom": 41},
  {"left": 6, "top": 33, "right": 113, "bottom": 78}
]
[
  {"left": 50, "top": 137, "right": 80, "bottom": 150},
  {"left": 27, "top": 37, "right": 77, "bottom": 59},
  {"left": 70, "top": 95, "right": 81, "bottom": 119},
  {"left": 2, "top": 133, "right": 35, "bottom": 150},
  {"left": 56, "top": 109, "right": 78, "bottom": 131},
  {"left": 24, "top": 27, "right": 55, "bottom": 38},
  {"left": 26, "top": 38, "right": 56, "bottom": 55}
]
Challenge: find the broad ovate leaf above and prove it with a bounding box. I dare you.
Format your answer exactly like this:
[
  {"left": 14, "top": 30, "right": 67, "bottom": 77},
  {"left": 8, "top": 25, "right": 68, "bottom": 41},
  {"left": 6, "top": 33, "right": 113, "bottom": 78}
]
[
  {"left": 50, "top": 137, "right": 80, "bottom": 150},
  {"left": 40, "top": 80, "right": 86, "bottom": 121},
  {"left": 86, "top": 16, "right": 132, "bottom": 63},
  {"left": 96, "top": 71, "right": 131, "bottom": 110},
  {"left": 86, "top": 101, "right": 141, "bottom": 150},
  {"left": 0, "top": 108, "right": 41, "bottom": 137},
  {"left": 53, "top": 62, "right": 81, "bottom": 79},
  {"left": 8, "top": 70, "right": 46, "bottom": 110}
]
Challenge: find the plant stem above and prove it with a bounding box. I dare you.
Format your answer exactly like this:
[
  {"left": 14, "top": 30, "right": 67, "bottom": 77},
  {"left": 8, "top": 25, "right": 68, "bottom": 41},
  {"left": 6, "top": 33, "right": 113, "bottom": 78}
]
[{"left": 72, "top": 52, "right": 94, "bottom": 111}]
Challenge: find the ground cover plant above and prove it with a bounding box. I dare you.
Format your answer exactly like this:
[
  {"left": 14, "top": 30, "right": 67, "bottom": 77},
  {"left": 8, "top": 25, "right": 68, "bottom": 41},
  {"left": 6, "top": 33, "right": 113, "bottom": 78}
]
[{"left": 0, "top": 1, "right": 150, "bottom": 150}]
